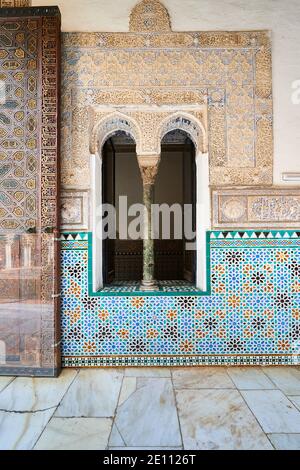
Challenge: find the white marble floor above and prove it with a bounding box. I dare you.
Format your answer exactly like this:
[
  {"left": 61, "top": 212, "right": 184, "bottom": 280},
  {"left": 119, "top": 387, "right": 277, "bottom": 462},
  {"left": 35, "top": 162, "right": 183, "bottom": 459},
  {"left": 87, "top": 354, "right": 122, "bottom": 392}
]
[{"left": 1, "top": 367, "right": 300, "bottom": 450}]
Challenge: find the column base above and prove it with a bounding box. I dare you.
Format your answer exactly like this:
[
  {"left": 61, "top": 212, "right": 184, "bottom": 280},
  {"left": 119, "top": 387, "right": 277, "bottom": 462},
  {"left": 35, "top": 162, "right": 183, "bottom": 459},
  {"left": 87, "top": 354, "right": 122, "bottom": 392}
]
[{"left": 140, "top": 280, "right": 160, "bottom": 292}]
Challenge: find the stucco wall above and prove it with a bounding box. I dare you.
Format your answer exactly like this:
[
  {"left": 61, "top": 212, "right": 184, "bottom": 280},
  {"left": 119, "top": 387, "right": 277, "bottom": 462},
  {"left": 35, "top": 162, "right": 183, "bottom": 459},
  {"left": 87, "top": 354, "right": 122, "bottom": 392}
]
[{"left": 33, "top": 0, "right": 300, "bottom": 185}]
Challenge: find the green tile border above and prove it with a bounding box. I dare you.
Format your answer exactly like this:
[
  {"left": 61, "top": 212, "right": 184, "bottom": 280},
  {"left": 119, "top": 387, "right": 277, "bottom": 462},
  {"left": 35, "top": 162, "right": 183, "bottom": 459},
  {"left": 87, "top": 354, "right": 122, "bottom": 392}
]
[{"left": 86, "top": 232, "right": 211, "bottom": 297}]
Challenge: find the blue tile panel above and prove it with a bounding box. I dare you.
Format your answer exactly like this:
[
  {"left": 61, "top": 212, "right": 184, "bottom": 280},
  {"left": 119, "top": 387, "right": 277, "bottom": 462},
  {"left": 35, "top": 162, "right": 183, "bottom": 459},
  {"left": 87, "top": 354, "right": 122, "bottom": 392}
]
[{"left": 60, "top": 231, "right": 300, "bottom": 367}]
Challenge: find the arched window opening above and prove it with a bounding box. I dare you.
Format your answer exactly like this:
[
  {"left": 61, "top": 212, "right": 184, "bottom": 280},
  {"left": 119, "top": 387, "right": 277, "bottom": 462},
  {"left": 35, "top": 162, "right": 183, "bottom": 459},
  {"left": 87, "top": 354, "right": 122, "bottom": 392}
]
[
  {"left": 102, "top": 131, "right": 143, "bottom": 285},
  {"left": 154, "top": 130, "right": 196, "bottom": 284}
]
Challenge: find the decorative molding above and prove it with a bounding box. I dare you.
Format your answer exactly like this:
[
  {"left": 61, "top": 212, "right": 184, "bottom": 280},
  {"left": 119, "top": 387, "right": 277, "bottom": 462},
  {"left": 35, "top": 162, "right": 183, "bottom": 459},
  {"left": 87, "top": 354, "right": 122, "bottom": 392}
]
[
  {"left": 213, "top": 189, "right": 300, "bottom": 228},
  {"left": 40, "top": 15, "right": 61, "bottom": 232},
  {"left": 61, "top": 190, "right": 89, "bottom": 231},
  {"left": 62, "top": 31, "right": 271, "bottom": 50}
]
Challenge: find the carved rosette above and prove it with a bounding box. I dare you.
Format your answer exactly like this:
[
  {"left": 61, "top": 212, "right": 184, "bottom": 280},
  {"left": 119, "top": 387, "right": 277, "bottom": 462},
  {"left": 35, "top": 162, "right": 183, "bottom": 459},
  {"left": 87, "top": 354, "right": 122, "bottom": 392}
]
[{"left": 129, "top": 0, "right": 171, "bottom": 33}]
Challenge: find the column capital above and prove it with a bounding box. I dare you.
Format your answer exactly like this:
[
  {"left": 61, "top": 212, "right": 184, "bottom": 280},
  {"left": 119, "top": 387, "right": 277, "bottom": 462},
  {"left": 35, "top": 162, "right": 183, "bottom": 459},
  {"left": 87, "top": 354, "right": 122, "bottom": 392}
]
[{"left": 137, "top": 154, "right": 160, "bottom": 186}]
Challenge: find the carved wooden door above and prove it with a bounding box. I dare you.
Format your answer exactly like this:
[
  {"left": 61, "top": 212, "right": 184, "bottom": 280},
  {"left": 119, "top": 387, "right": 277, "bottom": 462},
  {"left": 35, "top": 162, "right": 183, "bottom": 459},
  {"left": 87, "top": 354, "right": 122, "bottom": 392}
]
[{"left": 0, "top": 7, "right": 61, "bottom": 377}]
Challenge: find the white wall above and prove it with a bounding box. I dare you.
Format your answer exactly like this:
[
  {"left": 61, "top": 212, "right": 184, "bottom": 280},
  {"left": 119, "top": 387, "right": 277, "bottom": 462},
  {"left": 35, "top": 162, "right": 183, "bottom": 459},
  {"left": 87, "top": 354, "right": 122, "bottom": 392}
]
[{"left": 33, "top": 0, "right": 300, "bottom": 184}]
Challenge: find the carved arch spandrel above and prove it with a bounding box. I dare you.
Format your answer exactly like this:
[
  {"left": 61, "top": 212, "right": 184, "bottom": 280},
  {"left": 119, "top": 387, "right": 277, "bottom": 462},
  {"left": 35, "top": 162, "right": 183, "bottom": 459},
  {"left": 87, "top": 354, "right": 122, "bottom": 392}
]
[
  {"left": 157, "top": 112, "right": 208, "bottom": 155},
  {"left": 90, "top": 111, "right": 143, "bottom": 155}
]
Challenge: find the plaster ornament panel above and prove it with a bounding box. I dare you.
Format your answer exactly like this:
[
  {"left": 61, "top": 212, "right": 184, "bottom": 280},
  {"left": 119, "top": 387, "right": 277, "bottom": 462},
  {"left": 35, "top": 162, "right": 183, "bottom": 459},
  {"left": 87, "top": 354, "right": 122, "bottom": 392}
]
[
  {"left": 62, "top": 31, "right": 270, "bottom": 50},
  {"left": 73, "top": 88, "right": 207, "bottom": 108},
  {"left": 129, "top": 0, "right": 171, "bottom": 33},
  {"left": 208, "top": 89, "right": 226, "bottom": 167},
  {"left": 220, "top": 197, "right": 248, "bottom": 223},
  {"left": 213, "top": 189, "right": 300, "bottom": 229},
  {"left": 60, "top": 2, "right": 273, "bottom": 194},
  {"left": 61, "top": 191, "right": 89, "bottom": 231}
]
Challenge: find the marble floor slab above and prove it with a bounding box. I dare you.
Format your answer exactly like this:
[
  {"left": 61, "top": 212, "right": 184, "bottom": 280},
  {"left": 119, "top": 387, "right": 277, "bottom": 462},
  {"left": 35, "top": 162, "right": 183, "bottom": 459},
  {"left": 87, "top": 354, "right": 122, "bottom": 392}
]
[
  {"left": 176, "top": 389, "right": 272, "bottom": 450},
  {"left": 110, "top": 378, "right": 182, "bottom": 448},
  {"left": 263, "top": 367, "right": 300, "bottom": 395},
  {"left": 172, "top": 367, "right": 235, "bottom": 389},
  {"left": 1, "top": 367, "right": 300, "bottom": 450},
  {"left": 268, "top": 434, "right": 300, "bottom": 450},
  {"left": 0, "top": 370, "right": 77, "bottom": 412},
  {"left": 34, "top": 418, "right": 112, "bottom": 450},
  {"left": 0, "top": 409, "right": 54, "bottom": 450},
  {"left": 0, "top": 376, "right": 15, "bottom": 393},
  {"left": 291, "top": 396, "right": 300, "bottom": 411},
  {"left": 227, "top": 367, "right": 275, "bottom": 390},
  {"left": 118, "top": 377, "right": 137, "bottom": 406},
  {"left": 125, "top": 368, "right": 171, "bottom": 378},
  {"left": 241, "top": 390, "right": 300, "bottom": 433},
  {"left": 55, "top": 369, "right": 123, "bottom": 418}
]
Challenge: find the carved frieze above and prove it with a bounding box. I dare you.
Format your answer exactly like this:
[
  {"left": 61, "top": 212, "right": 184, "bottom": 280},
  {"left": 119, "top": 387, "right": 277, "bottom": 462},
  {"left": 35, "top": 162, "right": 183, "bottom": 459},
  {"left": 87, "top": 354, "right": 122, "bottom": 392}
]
[{"left": 213, "top": 189, "right": 300, "bottom": 228}]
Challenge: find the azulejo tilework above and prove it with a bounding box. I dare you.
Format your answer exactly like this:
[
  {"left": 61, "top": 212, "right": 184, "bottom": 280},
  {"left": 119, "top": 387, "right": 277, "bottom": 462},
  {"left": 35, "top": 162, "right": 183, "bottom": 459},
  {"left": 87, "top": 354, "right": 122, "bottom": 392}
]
[{"left": 60, "top": 231, "right": 300, "bottom": 367}]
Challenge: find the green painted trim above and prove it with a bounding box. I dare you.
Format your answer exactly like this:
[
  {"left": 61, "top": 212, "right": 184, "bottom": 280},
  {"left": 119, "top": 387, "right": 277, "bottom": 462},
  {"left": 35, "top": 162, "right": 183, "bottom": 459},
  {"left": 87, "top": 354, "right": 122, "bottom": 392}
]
[{"left": 87, "top": 231, "right": 212, "bottom": 297}]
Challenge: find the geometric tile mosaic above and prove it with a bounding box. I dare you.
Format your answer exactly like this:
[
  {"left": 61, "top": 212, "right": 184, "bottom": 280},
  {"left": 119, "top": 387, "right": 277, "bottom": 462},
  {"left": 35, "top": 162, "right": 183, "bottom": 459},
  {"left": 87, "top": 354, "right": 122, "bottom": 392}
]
[
  {"left": 0, "top": 17, "right": 39, "bottom": 232},
  {"left": 61, "top": 231, "right": 300, "bottom": 367}
]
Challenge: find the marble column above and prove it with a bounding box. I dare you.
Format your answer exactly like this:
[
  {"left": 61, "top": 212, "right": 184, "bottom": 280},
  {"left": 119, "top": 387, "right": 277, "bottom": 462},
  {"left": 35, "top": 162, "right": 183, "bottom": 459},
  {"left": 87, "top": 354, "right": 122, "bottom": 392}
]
[{"left": 137, "top": 155, "right": 160, "bottom": 291}]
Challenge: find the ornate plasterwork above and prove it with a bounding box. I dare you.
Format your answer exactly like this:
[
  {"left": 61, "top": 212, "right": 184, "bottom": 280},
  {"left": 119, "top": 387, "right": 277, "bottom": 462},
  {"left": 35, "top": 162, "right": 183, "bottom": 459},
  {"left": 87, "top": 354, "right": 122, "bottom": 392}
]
[
  {"left": 61, "top": 26, "right": 273, "bottom": 189},
  {"left": 90, "top": 111, "right": 142, "bottom": 155},
  {"left": 129, "top": 0, "right": 171, "bottom": 33},
  {"left": 90, "top": 107, "right": 207, "bottom": 157},
  {"left": 60, "top": 1, "right": 275, "bottom": 234},
  {"left": 158, "top": 112, "right": 206, "bottom": 154},
  {"left": 213, "top": 189, "right": 300, "bottom": 229}
]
